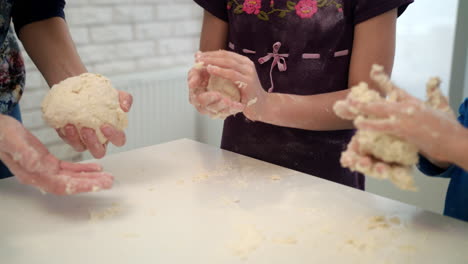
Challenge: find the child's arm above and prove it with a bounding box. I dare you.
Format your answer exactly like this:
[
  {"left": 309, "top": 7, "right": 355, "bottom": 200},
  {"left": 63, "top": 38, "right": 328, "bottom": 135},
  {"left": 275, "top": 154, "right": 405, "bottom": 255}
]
[{"left": 198, "top": 9, "right": 398, "bottom": 131}]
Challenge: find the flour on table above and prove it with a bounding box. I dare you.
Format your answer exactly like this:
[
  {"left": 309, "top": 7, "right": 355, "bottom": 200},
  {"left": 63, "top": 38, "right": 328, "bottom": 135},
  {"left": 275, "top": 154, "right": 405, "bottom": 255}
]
[
  {"left": 42, "top": 73, "right": 128, "bottom": 144},
  {"left": 272, "top": 235, "right": 297, "bottom": 245},
  {"left": 228, "top": 224, "right": 264, "bottom": 260}
]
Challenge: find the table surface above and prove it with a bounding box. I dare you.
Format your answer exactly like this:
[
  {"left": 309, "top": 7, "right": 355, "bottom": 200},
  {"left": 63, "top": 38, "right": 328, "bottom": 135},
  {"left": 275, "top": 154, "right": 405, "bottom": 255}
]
[{"left": 1, "top": 139, "right": 467, "bottom": 263}]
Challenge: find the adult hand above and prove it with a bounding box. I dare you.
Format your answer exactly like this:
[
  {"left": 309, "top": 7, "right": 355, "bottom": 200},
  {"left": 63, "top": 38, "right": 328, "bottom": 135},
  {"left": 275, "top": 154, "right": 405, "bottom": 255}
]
[
  {"left": 0, "top": 114, "right": 113, "bottom": 195},
  {"left": 57, "top": 90, "right": 133, "bottom": 159}
]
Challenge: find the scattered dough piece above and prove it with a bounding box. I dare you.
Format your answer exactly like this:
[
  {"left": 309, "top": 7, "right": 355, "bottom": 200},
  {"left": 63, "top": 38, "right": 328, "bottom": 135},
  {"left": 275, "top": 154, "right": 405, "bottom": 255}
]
[
  {"left": 367, "top": 215, "right": 402, "bottom": 230},
  {"left": 270, "top": 175, "right": 281, "bottom": 181},
  {"left": 42, "top": 73, "right": 128, "bottom": 144},
  {"left": 89, "top": 204, "right": 121, "bottom": 221},
  {"left": 192, "top": 173, "right": 209, "bottom": 182}
]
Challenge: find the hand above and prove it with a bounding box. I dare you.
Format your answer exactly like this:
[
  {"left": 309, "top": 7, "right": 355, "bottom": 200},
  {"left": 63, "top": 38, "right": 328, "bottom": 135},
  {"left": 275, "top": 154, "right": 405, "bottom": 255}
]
[
  {"left": 194, "top": 50, "right": 268, "bottom": 121},
  {"left": 57, "top": 90, "right": 133, "bottom": 159},
  {"left": 343, "top": 70, "right": 458, "bottom": 164},
  {"left": 353, "top": 97, "right": 460, "bottom": 164},
  {"left": 0, "top": 114, "right": 113, "bottom": 195}
]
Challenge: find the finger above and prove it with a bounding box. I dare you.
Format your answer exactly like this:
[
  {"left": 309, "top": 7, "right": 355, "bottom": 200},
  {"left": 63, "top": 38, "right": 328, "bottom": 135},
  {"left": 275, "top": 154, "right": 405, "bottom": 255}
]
[
  {"left": 119, "top": 91, "right": 133, "bottom": 112},
  {"left": 101, "top": 124, "right": 126, "bottom": 147},
  {"left": 62, "top": 125, "right": 86, "bottom": 152},
  {"left": 354, "top": 118, "right": 402, "bottom": 136},
  {"left": 199, "top": 50, "right": 247, "bottom": 65},
  {"left": 46, "top": 173, "right": 113, "bottom": 195},
  {"left": 206, "top": 65, "right": 246, "bottom": 85},
  {"left": 353, "top": 102, "right": 403, "bottom": 119},
  {"left": 80, "top": 128, "right": 106, "bottom": 159},
  {"left": 198, "top": 56, "right": 250, "bottom": 75},
  {"left": 60, "top": 161, "right": 103, "bottom": 172}
]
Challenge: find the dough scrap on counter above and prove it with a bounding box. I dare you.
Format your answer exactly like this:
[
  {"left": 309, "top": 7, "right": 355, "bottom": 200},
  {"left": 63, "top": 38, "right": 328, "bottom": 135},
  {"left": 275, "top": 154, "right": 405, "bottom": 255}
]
[
  {"left": 42, "top": 73, "right": 127, "bottom": 144},
  {"left": 89, "top": 204, "right": 121, "bottom": 221}
]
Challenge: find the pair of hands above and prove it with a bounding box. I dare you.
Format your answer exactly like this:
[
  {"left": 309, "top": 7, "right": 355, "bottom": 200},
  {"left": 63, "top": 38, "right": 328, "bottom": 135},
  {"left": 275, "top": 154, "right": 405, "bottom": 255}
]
[
  {"left": 0, "top": 90, "right": 132, "bottom": 195},
  {"left": 336, "top": 79, "right": 459, "bottom": 167},
  {"left": 57, "top": 91, "right": 133, "bottom": 159},
  {"left": 188, "top": 50, "right": 267, "bottom": 120}
]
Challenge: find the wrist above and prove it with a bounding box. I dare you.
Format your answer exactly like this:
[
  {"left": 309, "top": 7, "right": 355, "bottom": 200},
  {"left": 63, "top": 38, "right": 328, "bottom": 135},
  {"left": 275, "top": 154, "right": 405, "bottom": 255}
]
[{"left": 244, "top": 90, "right": 270, "bottom": 122}]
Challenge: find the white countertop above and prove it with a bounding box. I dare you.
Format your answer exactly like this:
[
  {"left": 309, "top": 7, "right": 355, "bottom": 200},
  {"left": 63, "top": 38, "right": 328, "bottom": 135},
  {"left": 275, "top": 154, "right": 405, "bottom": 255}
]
[{"left": 1, "top": 139, "right": 467, "bottom": 263}]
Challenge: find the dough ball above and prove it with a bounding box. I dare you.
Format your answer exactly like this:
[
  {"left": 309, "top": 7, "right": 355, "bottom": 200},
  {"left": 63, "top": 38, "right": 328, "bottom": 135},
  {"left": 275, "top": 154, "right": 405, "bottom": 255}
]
[
  {"left": 206, "top": 75, "right": 241, "bottom": 102},
  {"left": 356, "top": 130, "right": 419, "bottom": 166},
  {"left": 193, "top": 62, "right": 241, "bottom": 102},
  {"left": 41, "top": 73, "right": 128, "bottom": 144}
]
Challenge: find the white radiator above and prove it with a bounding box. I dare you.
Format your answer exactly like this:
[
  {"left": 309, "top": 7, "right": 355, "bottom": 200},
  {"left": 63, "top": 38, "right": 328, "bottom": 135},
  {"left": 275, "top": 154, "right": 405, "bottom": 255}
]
[{"left": 83, "top": 67, "right": 199, "bottom": 159}]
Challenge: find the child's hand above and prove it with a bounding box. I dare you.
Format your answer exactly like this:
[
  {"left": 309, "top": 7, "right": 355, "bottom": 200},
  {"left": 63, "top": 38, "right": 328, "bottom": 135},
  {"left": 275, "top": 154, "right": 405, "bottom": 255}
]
[
  {"left": 188, "top": 55, "right": 244, "bottom": 119},
  {"left": 197, "top": 50, "right": 268, "bottom": 121},
  {"left": 57, "top": 90, "right": 133, "bottom": 159},
  {"left": 353, "top": 98, "right": 459, "bottom": 163},
  {"left": 347, "top": 76, "right": 458, "bottom": 164},
  {"left": 0, "top": 114, "right": 113, "bottom": 195}
]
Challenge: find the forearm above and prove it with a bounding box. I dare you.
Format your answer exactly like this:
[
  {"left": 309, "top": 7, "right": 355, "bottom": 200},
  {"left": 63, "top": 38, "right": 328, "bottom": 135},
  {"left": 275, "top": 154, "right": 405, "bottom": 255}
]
[
  {"left": 199, "top": 11, "right": 228, "bottom": 51},
  {"left": 254, "top": 90, "right": 353, "bottom": 131},
  {"left": 18, "top": 17, "right": 86, "bottom": 87}
]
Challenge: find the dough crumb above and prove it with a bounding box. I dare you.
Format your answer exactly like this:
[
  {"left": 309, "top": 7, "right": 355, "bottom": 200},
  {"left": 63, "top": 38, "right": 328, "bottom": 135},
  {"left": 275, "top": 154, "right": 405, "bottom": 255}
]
[
  {"left": 192, "top": 173, "right": 209, "bottom": 182},
  {"left": 270, "top": 175, "right": 281, "bottom": 181},
  {"left": 176, "top": 179, "right": 185, "bottom": 185},
  {"left": 235, "top": 81, "right": 247, "bottom": 89},
  {"left": 89, "top": 204, "right": 121, "bottom": 221},
  {"left": 368, "top": 215, "right": 401, "bottom": 230},
  {"left": 41, "top": 73, "right": 128, "bottom": 144},
  {"left": 247, "top": 97, "right": 258, "bottom": 107}
]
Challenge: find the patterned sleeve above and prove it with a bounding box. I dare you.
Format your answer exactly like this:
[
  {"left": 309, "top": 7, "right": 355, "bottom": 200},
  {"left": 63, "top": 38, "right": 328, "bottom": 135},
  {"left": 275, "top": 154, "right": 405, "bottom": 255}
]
[
  {"left": 353, "top": 0, "right": 413, "bottom": 25},
  {"left": 12, "top": 0, "right": 65, "bottom": 33},
  {"left": 193, "top": 0, "right": 228, "bottom": 22}
]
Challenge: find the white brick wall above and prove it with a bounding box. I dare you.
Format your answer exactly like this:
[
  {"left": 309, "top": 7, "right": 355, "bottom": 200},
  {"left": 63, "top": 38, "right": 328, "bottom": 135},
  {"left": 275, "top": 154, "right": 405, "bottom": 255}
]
[{"left": 18, "top": 0, "right": 202, "bottom": 161}]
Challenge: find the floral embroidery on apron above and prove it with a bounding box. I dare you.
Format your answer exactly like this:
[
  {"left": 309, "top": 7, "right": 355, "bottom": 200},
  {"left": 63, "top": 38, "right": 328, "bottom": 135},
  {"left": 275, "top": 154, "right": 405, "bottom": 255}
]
[{"left": 0, "top": 0, "right": 26, "bottom": 114}]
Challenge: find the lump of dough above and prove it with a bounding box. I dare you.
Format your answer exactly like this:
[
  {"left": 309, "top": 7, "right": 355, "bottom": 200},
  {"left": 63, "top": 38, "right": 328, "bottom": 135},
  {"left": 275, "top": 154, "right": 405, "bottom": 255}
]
[
  {"left": 356, "top": 130, "right": 419, "bottom": 166},
  {"left": 41, "top": 73, "right": 128, "bottom": 144},
  {"left": 193, "top": 62, "right": 241, "bottom": 102}
]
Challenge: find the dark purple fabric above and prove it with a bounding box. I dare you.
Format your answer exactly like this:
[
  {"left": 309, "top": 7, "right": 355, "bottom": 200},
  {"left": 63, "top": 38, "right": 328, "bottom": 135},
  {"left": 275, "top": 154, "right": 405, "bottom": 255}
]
[
  {"left": 193, "top": 0, "right": 413, "bottom": 190},
  {"left": 12, "top": 0, "right": 65, "bottom": 33}
]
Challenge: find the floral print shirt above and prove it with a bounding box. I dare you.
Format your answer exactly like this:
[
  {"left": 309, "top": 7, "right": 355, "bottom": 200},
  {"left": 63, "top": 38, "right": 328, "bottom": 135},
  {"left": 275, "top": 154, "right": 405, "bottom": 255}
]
[
  {"left": 0, "top": 0, "right": 25, "bottom": 114},
  {"left": 194, "top": 0, "right": 413, "bottom": 189},
  {"left": 0, "top": 0, "right": 65, "bottom": 114}
]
